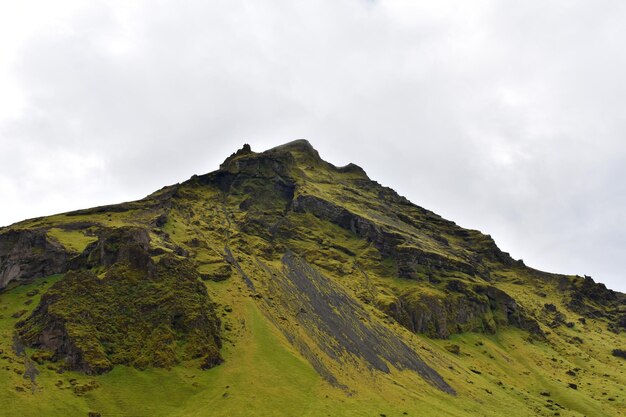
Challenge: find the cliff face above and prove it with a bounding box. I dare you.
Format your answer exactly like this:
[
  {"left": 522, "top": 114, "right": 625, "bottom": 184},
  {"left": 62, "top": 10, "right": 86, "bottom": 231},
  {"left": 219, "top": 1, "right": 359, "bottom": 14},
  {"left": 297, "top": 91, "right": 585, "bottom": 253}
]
[
  {"left": 0, "top": 140, "right": 624, "bottom": 416},
  {"left": 15, "top": 226, "right": 222, "bottom": 374},
  {"left": 0, "top": 229, "right": 69, "bottom": 289}
]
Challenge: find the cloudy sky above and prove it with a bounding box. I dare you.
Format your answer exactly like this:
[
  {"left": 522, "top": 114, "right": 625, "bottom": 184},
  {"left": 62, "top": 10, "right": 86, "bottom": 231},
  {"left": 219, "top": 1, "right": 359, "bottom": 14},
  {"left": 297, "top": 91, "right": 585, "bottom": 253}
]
[{"left": 1, "top": 0, "right": 625, "bottom": 291}]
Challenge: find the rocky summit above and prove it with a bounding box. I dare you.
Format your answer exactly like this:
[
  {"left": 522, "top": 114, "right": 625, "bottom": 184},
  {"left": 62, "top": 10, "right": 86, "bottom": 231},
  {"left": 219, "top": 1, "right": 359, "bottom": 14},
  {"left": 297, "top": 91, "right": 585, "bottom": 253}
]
[{"left": 0, "top": 140, "right": 624, "bottom": 417}]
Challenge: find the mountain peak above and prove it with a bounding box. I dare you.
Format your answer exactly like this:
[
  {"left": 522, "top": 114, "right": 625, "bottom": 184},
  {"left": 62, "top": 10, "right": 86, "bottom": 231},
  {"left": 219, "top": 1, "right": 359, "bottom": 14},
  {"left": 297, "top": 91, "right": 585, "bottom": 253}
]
[
  {"left": 219, "top": 143, "right": 255, "bottom": 169},
  {"left": 264, "top": 139, "right": 325, "bottom": 167},
  {"left": 219, "top": 139, "right": 321, "bottom": 172},
  {"left": 267, "top": 139, "right": 318, "bottom": 155},
  {"left": 217, "top": 139, "right": 369, "bottom": 181}
]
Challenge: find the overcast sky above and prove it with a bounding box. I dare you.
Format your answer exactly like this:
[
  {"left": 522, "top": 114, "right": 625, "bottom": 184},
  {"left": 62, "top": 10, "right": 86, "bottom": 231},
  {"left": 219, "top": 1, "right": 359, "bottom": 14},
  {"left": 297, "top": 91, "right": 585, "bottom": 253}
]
[{"left": 1, "top": 0, "right": 625, "bottom": 291}]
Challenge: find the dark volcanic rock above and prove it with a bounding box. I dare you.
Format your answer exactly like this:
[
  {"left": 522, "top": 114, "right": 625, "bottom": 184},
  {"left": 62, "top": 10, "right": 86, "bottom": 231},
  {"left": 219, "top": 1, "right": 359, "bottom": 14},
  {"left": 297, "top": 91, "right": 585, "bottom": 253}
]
[
  {"left": 381, "top": 280, "right": 544, "bottom": 339},
  {"left": 219, "top": 143, "right": 254, "bottom": 170},
  {"left": 476, "top": 285, "right": 544, "bottom": 336},
  {"left": 292, "top": 194, "right": 399, "bottom": 255},
  {"left": 69, "top": 226, "right": 153, "bottom": 271},
  {"left": 0, "top": 229, "right": 69, "bottom": 290},
  {"left": 394, "top": 244, "right": 477, "bottom": 279},
  {"left": 292, "top": 195, "right": 467, "bottom": 278},
  {"left": 566, "top": 275, "right": 626, "bottom": 332},
  {"left": 568, "top": 276, "right": 618, "bottom": 316}
]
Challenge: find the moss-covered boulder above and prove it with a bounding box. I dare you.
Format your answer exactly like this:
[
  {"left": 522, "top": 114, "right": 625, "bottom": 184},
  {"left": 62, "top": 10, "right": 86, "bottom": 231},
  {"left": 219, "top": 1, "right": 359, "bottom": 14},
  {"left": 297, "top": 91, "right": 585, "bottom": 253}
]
[{"left": 16, "top": 253, "right": 222, "bottom": 374}]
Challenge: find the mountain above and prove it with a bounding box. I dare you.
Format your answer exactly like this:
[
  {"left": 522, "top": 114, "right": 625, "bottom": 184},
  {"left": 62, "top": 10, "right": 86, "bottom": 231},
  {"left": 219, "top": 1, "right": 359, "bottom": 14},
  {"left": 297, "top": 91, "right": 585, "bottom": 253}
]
[{"left": 0, "top": 139, "right": 624, "bottom": 417}]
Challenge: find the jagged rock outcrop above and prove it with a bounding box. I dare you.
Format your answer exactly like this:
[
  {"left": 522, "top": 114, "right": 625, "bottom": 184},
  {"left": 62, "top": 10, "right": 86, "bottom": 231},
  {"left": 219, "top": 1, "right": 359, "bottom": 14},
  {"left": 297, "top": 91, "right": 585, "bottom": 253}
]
[
  {"left": 565, "top": 275, "right": 626, "bottom": 332},
  {"left": 0, "top": 229, "right": 69, "bottom": 290},
  {"left": 292, "top": 194, "right": 484, "bottom": 279},
  {"left": 380, "top": 280, "right": 543, "bottom": 339},
  {"left": 394, "top": 244, "right": 477, "bottom": 279},
  {"left": 567, "top": 275, "right": 619, "bottom": 316},
  {"left": 69, "top": 226, "right": 153, "bottom": 271},
  {"left": 15, "top": 226, "right": 222, "bottom": 374},
  {"left": 17, "top": 252, "right": 222, "bottom": 374}
]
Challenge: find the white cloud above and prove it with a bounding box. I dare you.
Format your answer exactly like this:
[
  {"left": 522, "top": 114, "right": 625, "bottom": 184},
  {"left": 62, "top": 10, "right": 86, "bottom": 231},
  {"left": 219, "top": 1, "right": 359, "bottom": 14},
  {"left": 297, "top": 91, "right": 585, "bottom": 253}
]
[{"left": 0, "top": 0, "right": 624, "bottom": 291}]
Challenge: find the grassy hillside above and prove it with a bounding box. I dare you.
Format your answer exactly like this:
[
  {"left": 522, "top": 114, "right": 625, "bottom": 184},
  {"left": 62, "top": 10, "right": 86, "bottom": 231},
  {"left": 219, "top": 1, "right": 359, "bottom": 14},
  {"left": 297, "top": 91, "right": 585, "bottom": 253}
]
[{"left": 0, "top": 140, "right": 624, "bottom": 416}]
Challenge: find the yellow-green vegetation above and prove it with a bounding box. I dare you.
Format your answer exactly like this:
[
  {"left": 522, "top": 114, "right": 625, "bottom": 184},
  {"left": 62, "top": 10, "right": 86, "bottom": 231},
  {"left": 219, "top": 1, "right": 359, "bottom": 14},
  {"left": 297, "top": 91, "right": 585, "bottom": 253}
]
[
  {"left": 47, "top": 228, "right": 97, "bottom": 254},
  {"left": 0, "top": 140, "right": 624, "bottom": 416},
  {"left": 2, "top": 275, "right": 622, "bottom": 416}
]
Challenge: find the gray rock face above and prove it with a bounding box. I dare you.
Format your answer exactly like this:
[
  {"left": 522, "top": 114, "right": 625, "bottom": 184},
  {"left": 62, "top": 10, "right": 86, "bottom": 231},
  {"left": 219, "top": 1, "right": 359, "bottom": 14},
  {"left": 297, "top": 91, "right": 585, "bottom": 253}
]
[
  {"left": 380, "top": 281, "right": 544, "bottom": 339},
  {"left": 69, "top": 226, "right": 152, "bottom": 271},
  {"left": 394, "top": 244, "right": 477, "bottom": 279},
  {"left": 0, "top": 229, "right": 69, "bottom": 290},
  {"left": 292, "top": 194, "right": 478, "bottom": 278},
  {"left": 381, "top": 292, "right": 491, "bottom": 339},
  {"left": 292, "top": 194, "right": 400, "bottom": 254}
]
